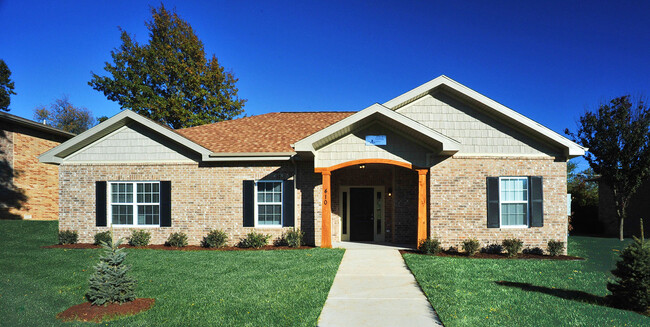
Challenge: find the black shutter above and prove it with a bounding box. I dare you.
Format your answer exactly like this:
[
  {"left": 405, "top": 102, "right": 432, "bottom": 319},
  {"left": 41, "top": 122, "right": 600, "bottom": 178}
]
[
  {"left": 243, "top": 180, "right": 255, "bottom": 227},
  {"left": 486, "top": 177, "right": 500, "bottom": 228},
  {"left": 160, "top": 181, "right": 172, "bottom": 227},
  {"left": 96, "top": 181, "right": 107, "bottom": 227},
  {"left": 282, "top": 180, "right": 295, "bottom": 227},
  {"left": 529, "top": 176, "right": 544, "bottom": 227}
]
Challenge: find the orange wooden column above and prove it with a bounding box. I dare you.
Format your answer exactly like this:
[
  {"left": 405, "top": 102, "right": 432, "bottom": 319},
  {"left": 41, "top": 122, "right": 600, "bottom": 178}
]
[
  {"left": 417, "top": 169, "right": 428, "bottom": 247},
  {"left": 321, "top": 171, "right": 332, "bottom": 248}
]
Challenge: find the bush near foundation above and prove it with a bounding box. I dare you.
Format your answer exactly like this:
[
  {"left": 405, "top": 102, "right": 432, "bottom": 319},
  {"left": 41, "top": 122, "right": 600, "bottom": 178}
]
[
  {"left": 58, "top": 230, "right": 78, "bottom": 245},
  {"left": 419, "top": 238, "right": 441, "bottom": 255},
  {"left": 462, "top": 238, "right": 480, "bottom": 256},
  {"left": 201, "top": 229, "right": 228, "bottom": 248},
  {"left": 502, "top": 238, "right": 523, "bottom": 257},
  {"left": 547, "top": 240, "right": 565, "bottom": 256},
  {"left": 239, "top": 232, "right": 271, "bottom": 249},
  {"left": 94, "top": 231, "right": 112, "bottom": 246},
  {"left": 129, "top": 230, "right": 151, "bottom": 247},
  {"left": 274, "top": 229, "right": 304, "bottom": 248},
  {"left": 165, "top": 232, "right": 188, "bottom": 247}
]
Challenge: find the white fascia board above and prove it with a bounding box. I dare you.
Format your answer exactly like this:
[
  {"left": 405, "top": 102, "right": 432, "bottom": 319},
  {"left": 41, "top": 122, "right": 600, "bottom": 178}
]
[
  {"left": 204, "top": 152, "right": 296, "bottom": 161},
  {"left": 293, "top": 103, "right": 460, "bottom": 154},
  {"left": 383, "top": 75, "right": 587, "bottom": 158},
  {"left": 39, "top": 110, "right": 212, "bottom": 164}
]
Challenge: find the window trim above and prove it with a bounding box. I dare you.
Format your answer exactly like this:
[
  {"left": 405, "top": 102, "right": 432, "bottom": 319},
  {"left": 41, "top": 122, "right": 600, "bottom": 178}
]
[
  {"left": 254, "top": 180, "right": 283, "bottom": 228},
  {"left": 498, "top": 176, "right": 530, "bottom": 228},
  {"left": 108, "top": 181, "right": 161, "bottom": 228}
]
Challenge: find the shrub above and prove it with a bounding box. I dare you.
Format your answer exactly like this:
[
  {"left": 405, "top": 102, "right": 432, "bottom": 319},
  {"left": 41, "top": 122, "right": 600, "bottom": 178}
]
[
  {"left": 547, "top": 240, "right": 565, "bottom": 256},
  {"left": 607, "top": 226, "right": 650, "bottom": 312},
  {"left": 239, "top": 232, "right": 271, "bottom": 249},
  {"left": 86, "top": 238, "right": 136, "bottom": 305},
  {"left": 129, "top": 230, "right": 151, "bottom": 247},
  {"left": 502, "top": 238, "right": 523, "bottom": 257},
  {"left": 94, "top": 231, "right": 112, "bottom": 246},
  {"left": 481, "top": 244, "right": 503, "bottom": 254},
  {"left": 523, "top": 247, "right": 545, "bottom": 255},
  {"left": 201, "top": 229, "right": 228, "bottom": 248},
  {"left": 58, "top": 230, "right": 78, "bottom": 245},
  {"left": 418, "top": 238, "right": 441, "bottom": 255},
  {"left": 462, "top": 238, "right": 480, "bottom": 256},
  {"left": 165, "top": 232, "right": 188, "bottom": 247},
  {"left": 275, "top": 229, "right": 304, "bottom": 248}
]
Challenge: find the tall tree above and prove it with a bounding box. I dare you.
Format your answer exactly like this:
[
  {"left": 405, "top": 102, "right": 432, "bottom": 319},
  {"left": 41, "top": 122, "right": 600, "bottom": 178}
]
[
  {"left": 34, "top": 96, "right": 94, "bottom": 134},
  {"left": 0, "top": 59, "right": 17, "bottom": 112},
  {"left": 566, "top": 96, "right": 650, "bottom": 240},
  {"left": 89, "top": 4, "right": 246, "bottom": 129}
]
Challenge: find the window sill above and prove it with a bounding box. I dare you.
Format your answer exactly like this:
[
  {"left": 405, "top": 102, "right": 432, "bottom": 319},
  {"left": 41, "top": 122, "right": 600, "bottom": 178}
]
[
  {"left": 253, "top": 225, "right": 283, "bottom": 229},
  {"left": 109, "top": 225, "right": 161, "bottom": 228},
  {"left": 499, "top": 225, "right": 529, "bottom": 229}
]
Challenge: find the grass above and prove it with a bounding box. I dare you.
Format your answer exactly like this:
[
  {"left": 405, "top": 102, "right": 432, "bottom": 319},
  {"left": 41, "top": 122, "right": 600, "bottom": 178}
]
[
  {"left": 0, "top": 220, "right": 344, "bottom": 326},
  {"left": 403, "top": 236, "right": 649, "bottom": 326}
]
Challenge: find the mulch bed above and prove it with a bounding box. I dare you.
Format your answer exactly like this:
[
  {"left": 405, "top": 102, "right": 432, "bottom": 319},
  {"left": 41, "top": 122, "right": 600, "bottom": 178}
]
[
  {"left": 399, "top": 249, "right": 584, "bottom": 260},
  {"left": 56, "top": 298, "right": 155, "bottom": 323},
  {"left": 43, "top": 243, "right": 314, "bottom": 251}
]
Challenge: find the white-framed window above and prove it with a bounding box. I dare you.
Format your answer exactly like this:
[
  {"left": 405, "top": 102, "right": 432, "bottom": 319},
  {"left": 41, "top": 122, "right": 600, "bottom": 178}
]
[
  {"left": 255, "top": 180, "right": 283, "bottom": 226},
  {"left": 109, "top": 181, "right": 160, "bottom": 226},
  {"left": 499, "top": 177, "right": 529, "bottom": 228}
]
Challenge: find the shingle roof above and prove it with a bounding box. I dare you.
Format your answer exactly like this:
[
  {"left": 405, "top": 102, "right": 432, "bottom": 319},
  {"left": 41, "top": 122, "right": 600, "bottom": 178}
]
[{"left": 177, "top": 112, "right": 355, "bottom": 153}]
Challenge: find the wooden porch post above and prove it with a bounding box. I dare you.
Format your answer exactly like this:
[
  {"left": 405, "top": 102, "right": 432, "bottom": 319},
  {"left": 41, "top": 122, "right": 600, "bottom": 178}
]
[
  {"left": 417, "top": 169, "right": 428, "bottom": 247},
  {"left": 321, "top": 171, "right": 332, "bottom": 248}
]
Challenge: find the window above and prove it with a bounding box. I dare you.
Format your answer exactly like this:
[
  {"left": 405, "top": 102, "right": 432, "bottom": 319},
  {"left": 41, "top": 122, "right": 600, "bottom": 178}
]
[
  {"left": 256, "top": 181, "right": 282, "bottom": 226},
  {"left": 110, "top": 182, "right": 160, "bottom": 226},
  {"left": 499, "top": 177, "right": 528, "bottom": 227}
]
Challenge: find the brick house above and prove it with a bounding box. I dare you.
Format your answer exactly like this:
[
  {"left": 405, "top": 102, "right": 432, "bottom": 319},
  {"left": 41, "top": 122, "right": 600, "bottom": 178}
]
[
  {"left": 40, "top": 76, "right": 585, "bottom": 250},
  {"left": 1, "top": 112, "right": 75, "bottom": 219}
]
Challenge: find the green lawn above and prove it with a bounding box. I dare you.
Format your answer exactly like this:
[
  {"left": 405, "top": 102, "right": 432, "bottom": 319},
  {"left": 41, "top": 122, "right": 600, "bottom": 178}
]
[
  {"left": 0, "top": 220, "right": 344, "bottom": 326},
  {"left": 403, "top": 236, "right": 648, "bottom": 326}
]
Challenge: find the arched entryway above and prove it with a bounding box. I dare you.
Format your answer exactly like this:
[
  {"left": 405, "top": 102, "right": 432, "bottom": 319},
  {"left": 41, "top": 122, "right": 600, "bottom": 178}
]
[{"left": 315, "top": 159, "right": 428, "bottom": 248}]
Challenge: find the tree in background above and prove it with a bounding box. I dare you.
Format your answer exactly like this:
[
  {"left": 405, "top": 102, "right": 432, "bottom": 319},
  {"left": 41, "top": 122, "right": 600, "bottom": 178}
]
[
  {"left": 566, "top": 160, "right": 599, "bottom": 234},
  {"left": 0, "top": 59, "right": 17, "bottom": 112},
  {"left": 566, "top": 96, "right": 650, "bottom": 240},
  {"left": 89, "top": 4, "right": 246, "bottom": 129},
  {"left": 34, "top": 96, "right": 94, "bottom": 134}
]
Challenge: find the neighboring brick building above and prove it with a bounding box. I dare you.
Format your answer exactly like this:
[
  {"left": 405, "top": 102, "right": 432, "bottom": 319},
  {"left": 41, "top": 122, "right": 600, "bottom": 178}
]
[
  {"left": 0, "top": 112, "right": 75, "bottom": 220},
  {"left": 40, "top": 76, "right": 585, "bottom": 252}
]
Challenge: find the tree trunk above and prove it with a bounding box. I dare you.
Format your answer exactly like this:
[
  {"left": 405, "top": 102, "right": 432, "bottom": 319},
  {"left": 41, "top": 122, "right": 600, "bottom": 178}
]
[{"left": 619, "top": 215, "right": 625, "bottom": 241}]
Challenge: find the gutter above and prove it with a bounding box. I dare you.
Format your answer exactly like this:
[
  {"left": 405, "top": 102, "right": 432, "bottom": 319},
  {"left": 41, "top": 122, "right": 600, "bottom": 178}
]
[{"left": 202, "top": 152, "right": 296, "bottom": 161}]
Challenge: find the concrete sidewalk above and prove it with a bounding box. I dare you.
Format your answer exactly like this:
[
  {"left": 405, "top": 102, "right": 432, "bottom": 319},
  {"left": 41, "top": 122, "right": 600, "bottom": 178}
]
[{"left": 318, "top": 242, "right": 443, "bottom": 327}]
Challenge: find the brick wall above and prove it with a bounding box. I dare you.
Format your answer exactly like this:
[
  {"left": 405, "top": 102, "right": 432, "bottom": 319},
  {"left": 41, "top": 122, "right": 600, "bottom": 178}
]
[
  {"left": 59, "top": 161, "right": 321, "bottom": 246},
  {"left": 429, "top": 156, "right": 568, "bottom": 253}
]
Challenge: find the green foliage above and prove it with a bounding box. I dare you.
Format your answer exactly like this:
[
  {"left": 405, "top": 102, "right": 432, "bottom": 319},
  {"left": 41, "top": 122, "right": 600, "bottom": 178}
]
[
  {"left": 93, "top": 231, "right": 112, "bottom": 246},
  {"left": 566, "top": 96, "right": 650, "bottom": 240},
  {"left": 567, "top": 161, "right": 600, "bottom": 234},
  {"left": 33, "top": 95, "right": 94, "bottom": 134},
  {"left": 418, "top": 238, "right": 441, "bottom": 255},
  {"left": 547, "top": 240, "right": 565, "bottom": 256},
  {"left": 461, "top": 238, "right": 480, "bottom": 256},
  {"left": 165, "top": 232, "right": 188, "bottom": 247},
  {"left": 239, "top": 232, "right": 271, "bottom": 249},
  {"left": 607, "top": 223, "right": 650, "bottom": 312},
  {"left": 522, "top": 247, "right": 545, "bottom": 255},
  {"left": 481, "top": 244, "right": 503, "bottom": 254},
  {"left": 0, "top": 59, "right": 16, "bottom": 111},
  {"left": 128, "top": 230, "right": 151, "bottom": 247},
  {"left": 88, "top": 4, "right": 246, "bottom": 129},
  {"left": 85, "top": 238, "right": 136, "bottom": 306},
  {"left": 58, "top": 230, "right": 78, "bottom": 245},
  {"left": 502, "top": 238, "right": 523, "bottom": 257},
  {"left": 201, "top": 229, "right": 228, "bottom": 248},
  {"left": 275, "top": 229, "right": 304, "bottom": 248}
]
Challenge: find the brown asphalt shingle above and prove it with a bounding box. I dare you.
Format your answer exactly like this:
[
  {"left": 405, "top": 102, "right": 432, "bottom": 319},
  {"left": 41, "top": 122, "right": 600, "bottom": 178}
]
[{"left": 177, "top": 112, "right": 355, "bottom": 153}]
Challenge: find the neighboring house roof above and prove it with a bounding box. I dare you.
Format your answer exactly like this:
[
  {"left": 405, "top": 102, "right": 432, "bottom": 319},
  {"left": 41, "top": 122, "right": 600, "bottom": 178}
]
[
  {"left": 177, "top": 112, "right": 354, "bottom": 153},
  {"left": 0, "top": 111, "right": 76, "bottom": 140},
  {"left": 383, "top": 75, "right": 587, "bottom": 158},
  {"left": 293, "top": 103, "right": 460, "bottom": 155}
]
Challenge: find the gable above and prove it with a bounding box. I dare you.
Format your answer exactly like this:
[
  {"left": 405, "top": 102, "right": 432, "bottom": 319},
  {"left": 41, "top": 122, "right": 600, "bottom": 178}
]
[
  {"left": 397, "top": 91, "right": 563, "bottom": 156},
  {"left": 316, "top": 122, "right": 434, "bottom": 168},
  {"left": 65, "top": 123, "right": 199, "bottom": 163}
]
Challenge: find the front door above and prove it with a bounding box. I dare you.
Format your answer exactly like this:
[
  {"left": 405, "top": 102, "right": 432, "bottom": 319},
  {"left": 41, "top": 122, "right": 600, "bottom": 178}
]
[{"left": 350, "top": 188, "right": 374, "bottom": 241}]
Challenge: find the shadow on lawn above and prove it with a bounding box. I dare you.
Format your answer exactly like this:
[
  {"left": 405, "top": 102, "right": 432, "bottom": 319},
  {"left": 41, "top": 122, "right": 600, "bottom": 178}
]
[{"left": 495, "top": 281, "right": 609, "bottom": 308}]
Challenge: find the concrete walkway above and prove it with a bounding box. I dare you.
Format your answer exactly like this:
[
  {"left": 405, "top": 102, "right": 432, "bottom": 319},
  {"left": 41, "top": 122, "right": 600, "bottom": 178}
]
[{"left": 318, "top": 242, "right": 443, "bottom": 327}]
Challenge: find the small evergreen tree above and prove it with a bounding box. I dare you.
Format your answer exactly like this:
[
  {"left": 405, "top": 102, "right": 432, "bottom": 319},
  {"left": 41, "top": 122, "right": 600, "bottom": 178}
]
[
  {"left": 86, "top": 238, "right": 136, "bottom": 306},
  {"left": 607, "top": 219, "right": 650, "bottom": 312}
]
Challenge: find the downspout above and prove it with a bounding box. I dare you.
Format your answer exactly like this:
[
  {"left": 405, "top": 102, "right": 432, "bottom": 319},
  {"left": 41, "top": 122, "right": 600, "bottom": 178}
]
[{"left": 290, "top": 155, "right": 298, "bottom": 231}]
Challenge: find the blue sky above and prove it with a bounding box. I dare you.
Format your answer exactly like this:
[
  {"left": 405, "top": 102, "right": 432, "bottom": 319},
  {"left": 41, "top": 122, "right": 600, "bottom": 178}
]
[{"left": 1, "top": 1, "right": 649, "bottom": 159}]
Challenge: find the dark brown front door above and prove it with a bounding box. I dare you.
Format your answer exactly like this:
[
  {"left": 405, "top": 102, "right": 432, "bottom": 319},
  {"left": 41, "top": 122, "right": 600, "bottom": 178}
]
[{"left": 350, "top": 188, "right": 374, "bottom": 241}]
